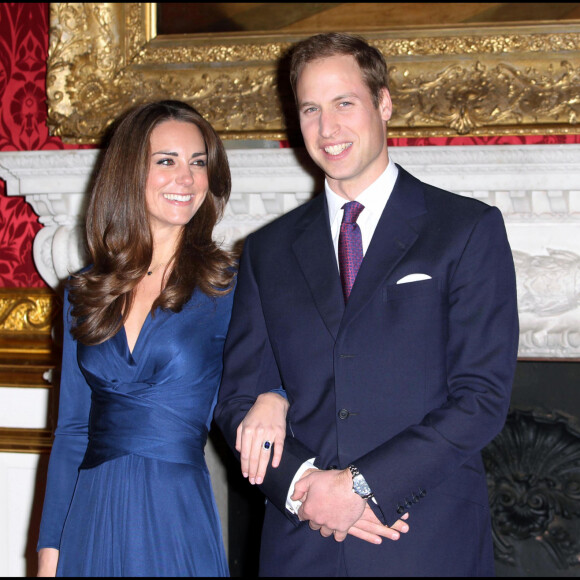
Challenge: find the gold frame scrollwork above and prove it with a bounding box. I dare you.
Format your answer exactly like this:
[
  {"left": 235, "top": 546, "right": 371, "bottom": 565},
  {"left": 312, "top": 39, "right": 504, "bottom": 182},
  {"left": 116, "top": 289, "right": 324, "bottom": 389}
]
[
  {"left": 47, "top": 3, "right": 580, "bottom": 143},
  {"left": 0, "top": 289, "right": 59, "bottom": 453},
  {"left": 0, "top": 288, "right": 56, "bottom": 354}
]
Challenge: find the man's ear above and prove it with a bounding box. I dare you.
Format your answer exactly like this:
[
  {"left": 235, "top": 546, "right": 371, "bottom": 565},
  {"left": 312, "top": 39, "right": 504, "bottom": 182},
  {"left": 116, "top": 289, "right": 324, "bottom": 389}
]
[{"left": 379, "top": 88, "right": 393, "bottom": 123}]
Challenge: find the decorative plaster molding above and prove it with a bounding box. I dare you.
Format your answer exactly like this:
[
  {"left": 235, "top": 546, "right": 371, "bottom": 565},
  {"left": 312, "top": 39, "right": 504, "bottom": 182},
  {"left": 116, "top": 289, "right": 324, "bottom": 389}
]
[{"left": 1, "top": 144, "right": 580, "bottom": 358}]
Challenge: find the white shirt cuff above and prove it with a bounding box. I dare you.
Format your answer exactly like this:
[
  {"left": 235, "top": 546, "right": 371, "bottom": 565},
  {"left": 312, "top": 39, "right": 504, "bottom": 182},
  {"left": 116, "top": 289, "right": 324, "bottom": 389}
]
[{"left": 285, "top": 457, "right": 317, "bottom": 514}]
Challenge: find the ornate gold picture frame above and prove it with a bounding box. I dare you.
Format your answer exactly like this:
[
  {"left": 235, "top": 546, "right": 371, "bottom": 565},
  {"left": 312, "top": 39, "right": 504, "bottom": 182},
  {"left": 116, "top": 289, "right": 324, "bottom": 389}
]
[{"left": 47, "top": 3, "right": 580, "bottom": 143}]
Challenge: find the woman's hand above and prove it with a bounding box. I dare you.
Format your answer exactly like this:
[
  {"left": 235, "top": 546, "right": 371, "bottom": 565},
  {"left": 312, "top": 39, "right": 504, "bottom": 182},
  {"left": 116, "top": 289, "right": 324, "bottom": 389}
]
[
  {"left": 236, "top": 392, "right": 289, "bottom": 485},
  {"left": 37, "top": 547, "right": 59, "bottom": 577}
]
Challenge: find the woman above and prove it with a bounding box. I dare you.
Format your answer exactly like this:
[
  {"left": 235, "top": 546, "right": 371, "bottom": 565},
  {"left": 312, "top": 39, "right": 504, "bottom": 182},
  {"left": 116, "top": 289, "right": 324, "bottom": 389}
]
[{"left": 36, "top": 100, "right": 286, "bottom": 576}]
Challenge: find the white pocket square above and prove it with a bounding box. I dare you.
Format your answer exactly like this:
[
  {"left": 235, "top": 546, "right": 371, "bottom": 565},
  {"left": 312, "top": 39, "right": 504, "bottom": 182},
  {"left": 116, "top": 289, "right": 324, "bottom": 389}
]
[{"left": 396, "top": 273, "right": 432, "bottom": 284}]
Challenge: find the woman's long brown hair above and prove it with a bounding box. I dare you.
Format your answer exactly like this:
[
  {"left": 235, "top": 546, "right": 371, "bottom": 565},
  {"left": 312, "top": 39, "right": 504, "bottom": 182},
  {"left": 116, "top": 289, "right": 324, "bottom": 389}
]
[{"left": 68, "top": 100, "right": 234, "bottom": 345}]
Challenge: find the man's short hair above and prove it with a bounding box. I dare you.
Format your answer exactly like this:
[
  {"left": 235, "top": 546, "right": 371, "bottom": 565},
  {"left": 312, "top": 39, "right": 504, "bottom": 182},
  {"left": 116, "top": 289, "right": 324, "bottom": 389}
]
[{"left": 289, "top": 32, "right": 389, "bottom": 108}]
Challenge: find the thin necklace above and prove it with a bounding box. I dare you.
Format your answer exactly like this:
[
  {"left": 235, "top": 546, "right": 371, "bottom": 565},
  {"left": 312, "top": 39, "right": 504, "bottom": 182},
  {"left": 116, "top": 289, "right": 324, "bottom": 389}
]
[{"left": 147, "top": 262, "right": 168, "bottom": 276}]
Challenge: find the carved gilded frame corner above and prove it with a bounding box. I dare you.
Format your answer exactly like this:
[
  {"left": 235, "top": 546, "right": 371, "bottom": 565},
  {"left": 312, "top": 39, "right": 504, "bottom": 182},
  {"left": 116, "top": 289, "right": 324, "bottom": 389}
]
[
  {"left": 0, "top": 288, "right": 59, "bottom": 453},
  {"left": 47, "top": 3, "right": 580, "bottom": 144},
  {"left": 0, "top": 288, "right": 57, "bottom": 355}
]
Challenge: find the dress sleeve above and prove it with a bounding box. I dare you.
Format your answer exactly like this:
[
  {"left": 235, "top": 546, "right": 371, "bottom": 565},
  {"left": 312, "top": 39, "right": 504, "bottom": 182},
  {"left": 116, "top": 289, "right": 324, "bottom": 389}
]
[{"left": 37, "top": 288, "right": 91, "bottom": 550}]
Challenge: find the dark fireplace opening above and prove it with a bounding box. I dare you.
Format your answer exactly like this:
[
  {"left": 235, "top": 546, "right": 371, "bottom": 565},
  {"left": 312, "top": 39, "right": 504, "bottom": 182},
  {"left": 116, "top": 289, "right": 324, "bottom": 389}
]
[{"left": 485, "top": 360, "right": 580, "bottom": 577}]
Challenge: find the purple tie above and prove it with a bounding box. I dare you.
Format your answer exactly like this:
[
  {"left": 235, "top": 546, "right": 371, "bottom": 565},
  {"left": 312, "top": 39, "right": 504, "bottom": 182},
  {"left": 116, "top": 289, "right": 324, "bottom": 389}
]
[{"left": 338, "top": 201, "right": 364, "bottom": 302}]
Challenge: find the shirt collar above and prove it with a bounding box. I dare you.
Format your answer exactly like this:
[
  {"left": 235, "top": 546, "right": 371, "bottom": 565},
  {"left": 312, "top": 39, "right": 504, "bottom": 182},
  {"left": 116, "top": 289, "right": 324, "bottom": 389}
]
[{"left": 325, "top": 160, "right": 399, "bottom": 226}]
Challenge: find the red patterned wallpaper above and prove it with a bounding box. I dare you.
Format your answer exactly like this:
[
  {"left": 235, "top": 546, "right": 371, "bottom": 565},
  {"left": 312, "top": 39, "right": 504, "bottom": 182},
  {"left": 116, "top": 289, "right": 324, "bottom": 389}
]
[
  {"left": 0, "top": 3, "right": 85, "bottom": 288},
  {"left": 281, "top": 133, "right": 580, "bottom": 148},
  {"left": 1, "top": 4, "right": 579, "bottom": 288}
]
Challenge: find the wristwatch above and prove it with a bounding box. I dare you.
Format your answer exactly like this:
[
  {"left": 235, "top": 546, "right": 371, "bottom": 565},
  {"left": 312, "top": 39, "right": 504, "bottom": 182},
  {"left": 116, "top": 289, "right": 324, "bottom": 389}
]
[{"left": 348, "top": 464, "right": 374, "bottom": 500}]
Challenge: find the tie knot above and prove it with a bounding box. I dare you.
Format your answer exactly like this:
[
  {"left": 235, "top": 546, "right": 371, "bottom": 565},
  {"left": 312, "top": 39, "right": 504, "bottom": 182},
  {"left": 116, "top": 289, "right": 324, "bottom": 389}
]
[{"left": 341, "top": 201, "right": 364, "bottom": 224}]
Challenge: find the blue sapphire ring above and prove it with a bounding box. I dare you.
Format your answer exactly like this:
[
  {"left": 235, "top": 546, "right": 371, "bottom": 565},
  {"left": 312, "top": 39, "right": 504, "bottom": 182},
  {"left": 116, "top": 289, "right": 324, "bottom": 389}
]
[{"left": 262, "top": 441, "right": 271, "bottom": 450}]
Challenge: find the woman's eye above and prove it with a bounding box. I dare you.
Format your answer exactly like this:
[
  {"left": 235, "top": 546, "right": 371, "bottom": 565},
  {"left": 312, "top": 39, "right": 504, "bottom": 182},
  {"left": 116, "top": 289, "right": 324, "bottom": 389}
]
[
  {"left": 157, "top": 158, "right": 174, "bottom": 166},
  {"left": 192, "top": 159, "right": 206, "bottom": 167}
]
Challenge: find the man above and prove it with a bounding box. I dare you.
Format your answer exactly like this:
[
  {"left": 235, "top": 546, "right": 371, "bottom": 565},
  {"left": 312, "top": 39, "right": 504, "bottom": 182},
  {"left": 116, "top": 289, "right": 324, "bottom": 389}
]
[{"left": 215, "top": 32, "right": 518, "bottom": 577}]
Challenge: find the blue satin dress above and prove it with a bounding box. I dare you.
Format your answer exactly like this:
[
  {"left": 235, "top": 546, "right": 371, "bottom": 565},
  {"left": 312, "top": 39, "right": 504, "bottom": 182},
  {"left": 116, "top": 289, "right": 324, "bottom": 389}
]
[{"left": 37, "top": 286, "right": 233, "bottom": 576}]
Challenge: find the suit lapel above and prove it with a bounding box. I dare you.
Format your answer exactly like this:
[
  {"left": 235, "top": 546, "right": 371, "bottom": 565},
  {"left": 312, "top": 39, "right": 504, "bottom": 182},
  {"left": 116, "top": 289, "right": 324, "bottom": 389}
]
[
  {"left": 340, "top": 166, "right": 428, "bottom": 330},
  {"left": 292, "top": 195, "right": 345, "bottom": 340}
]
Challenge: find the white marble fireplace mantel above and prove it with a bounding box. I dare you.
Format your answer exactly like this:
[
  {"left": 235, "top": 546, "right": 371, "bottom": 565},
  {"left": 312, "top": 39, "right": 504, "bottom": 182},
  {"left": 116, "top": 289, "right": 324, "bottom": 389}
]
[{"left": 2, "top": 143, "right": 580, "bottom": 359}]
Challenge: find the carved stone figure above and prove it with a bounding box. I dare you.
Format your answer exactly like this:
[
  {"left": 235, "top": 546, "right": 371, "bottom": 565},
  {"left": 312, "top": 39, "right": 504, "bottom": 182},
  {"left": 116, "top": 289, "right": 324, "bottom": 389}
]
[{"left": 514, "top": 249, "right": 580, "bottom": 355}]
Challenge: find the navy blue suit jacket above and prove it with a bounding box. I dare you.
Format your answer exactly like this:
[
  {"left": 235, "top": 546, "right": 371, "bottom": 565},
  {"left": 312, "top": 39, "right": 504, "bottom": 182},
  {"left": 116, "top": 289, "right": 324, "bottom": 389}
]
[{"left": 215, "top": 165, "right": 519, "bottom": 576}]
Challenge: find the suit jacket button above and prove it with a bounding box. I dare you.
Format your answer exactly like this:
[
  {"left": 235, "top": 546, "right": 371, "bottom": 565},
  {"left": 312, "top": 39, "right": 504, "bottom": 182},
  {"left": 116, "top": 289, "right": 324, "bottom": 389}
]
[
  {"left": 338, "top": 409, "right": 350, "bottom": 420},
  {"left": 396, "top": 505, "right": 405, "bottom": 515},
  {"left": 418, "top": 488, "right": 426, "bottom": 498}
]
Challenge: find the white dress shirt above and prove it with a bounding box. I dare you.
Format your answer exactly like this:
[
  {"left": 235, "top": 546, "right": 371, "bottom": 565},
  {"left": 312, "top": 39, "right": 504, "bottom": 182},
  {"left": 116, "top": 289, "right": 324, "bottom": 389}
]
[
  {"left": 285, "top": 160, "right": 399, "bottom": 514},
  {"left": 326, "top": 160, "right": 399, "bottom": 265}
]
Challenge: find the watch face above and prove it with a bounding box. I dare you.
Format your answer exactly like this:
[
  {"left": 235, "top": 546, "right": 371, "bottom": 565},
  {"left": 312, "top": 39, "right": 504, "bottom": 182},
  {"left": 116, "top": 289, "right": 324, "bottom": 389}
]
[
  {"left": 349, "top": 464, "right": 373, "bottom": 499},
  {"left": 353, "top": 474, "right": 372, "bottom": 497}
]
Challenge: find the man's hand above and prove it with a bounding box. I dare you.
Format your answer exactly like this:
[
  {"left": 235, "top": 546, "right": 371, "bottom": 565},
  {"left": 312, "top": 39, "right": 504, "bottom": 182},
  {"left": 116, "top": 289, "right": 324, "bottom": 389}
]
[
  {"left": 292, "top": 468, "right": 411, "bottom": 544},
  {"left": 348, "top": 504, "right": 410, "bottom": 544},
  {"left": 292, "top": 468, "right": 366, "bottom": 541}
]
